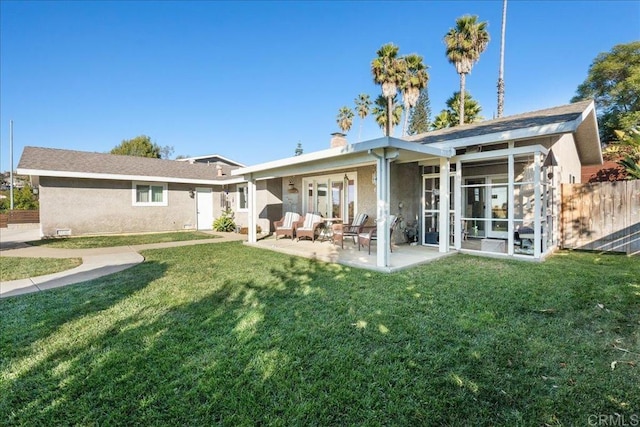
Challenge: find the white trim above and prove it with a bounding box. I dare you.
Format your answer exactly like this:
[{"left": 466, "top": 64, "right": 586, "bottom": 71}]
[
  {"left": 132, "top": 181, "right": 168, "bottom": 207},
  {"left": 176, "top": 154, "right": 246, "bottom": 167},
  {"left": 231, "top": 136, "right": 455, "bottom": 178},
  {"left": 453, "top": 144, "right": 548, "bottom": 163},
  {"left": 17, "top": 168, "right": 246, "bottom": 186}
]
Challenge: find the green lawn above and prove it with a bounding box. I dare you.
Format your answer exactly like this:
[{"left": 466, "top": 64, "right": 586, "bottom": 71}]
[
  {"left": 0, "top": 257, "right": 82, "bottom": 281},
  {"left": 1, "top": 243, "right": 638, "bottom": 425},
  {"left": 27, "top": 231, "right": 219, "bottom": 249}
]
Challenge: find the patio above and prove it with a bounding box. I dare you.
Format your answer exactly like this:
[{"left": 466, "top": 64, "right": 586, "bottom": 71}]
[{"left": 246, "top": 235, "right": 456, "bottom": 273}]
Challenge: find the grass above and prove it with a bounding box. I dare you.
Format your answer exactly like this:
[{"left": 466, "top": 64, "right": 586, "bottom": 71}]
[
  {"left": 0, "top": 257, "right": 82, "bottom": 281},
  {"left": 0, "top": 244, "right": 638, "bottom": 425},
  {"left": 27, "top": 231, "right": 219, "bottom": 249}
]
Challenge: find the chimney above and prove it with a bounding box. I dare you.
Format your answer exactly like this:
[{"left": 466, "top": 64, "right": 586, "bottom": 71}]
[
  {"left": 330, "top": 132, "right": 347, "bottom": 148},
  {"left": 216, "top": 165, "right": 224, "bottom": 177}
]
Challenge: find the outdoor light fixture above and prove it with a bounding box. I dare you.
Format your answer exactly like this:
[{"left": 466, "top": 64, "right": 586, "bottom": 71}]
[
  {"left": 287, "top": 179, "right": 299, "bottom": 194},
  {"left": 188, "top": 189, "right": 195, "bottom": 198}
]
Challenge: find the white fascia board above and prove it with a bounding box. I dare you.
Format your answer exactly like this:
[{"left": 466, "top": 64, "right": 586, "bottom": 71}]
[
  {"left": 16, "top": 168, "right": 246, "bottom": 185},
  {"left": 232, "top": 136, "right": 455, "bottom": 178},
  {"left": 430, "top": 121, "right": 582, "bottom": 151},
  {"left": 176, "top": 154, "right": 246, "bottom": 167},
  {"left": 454, "top": 144, "right": 548, "bottom": 163}
]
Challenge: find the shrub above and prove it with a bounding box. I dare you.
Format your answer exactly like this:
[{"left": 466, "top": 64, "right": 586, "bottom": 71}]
[{"left": 212, "top": 208, "right": 236, "bottom": 232}]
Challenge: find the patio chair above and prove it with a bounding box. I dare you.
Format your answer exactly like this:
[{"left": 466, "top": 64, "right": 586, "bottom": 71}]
[
  {"left": 273, "top": 212, "right": 301, "bottom": 240},
  {"left": 331, "top": 212, "right": 369, "bottom": 249},
  {"left": 295, "top": 212, "right": 324, "bottom": 242},
  {"left": 358, "top": 215, "right": 398, "bottom": 255}
]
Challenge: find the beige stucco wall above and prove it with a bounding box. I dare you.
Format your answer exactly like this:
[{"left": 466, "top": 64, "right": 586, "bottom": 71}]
[
  {"left": 230, "top": 179, "right": 283, "bottom": 233},
  {"left": 550, "top": 133, "right": 582, "bottom": 183},
  {"left": 39, "top": 176, "right": 200, "bottom": 237}
]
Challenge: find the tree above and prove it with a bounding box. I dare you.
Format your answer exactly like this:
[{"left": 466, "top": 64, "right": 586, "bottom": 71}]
[
  {"left": 571, "top": 41, "right": 640, "bottom": 143},
  {"left": 399, "top": 54, "right": 429, "bottom": 136},
  {"left": 160, "top": 145, "right": 174, "bottom": 160},
  {"left": 111, "top": 135, "right": 161, "bottom": 158},
  {"left": 444, "top": 15, "right": 490, "bottom": 125},
  {"left": 372, "top": 94, "right": 402, "bottom": 135},
  {"left": 371, "top": 43, "right": 403, "bottom": 136},
  {"left": 408, "top": 88, "right": 432, "bottom": 135},
  {"left": 605, "top": 129, "right": 640, "bottom": 179},
  {"left": 13, "top": 184, "right": 38, "bottom": 210},
  {"left": 432, "top": 91, "right": 483, "bottom": 129},
  {"left": 294, "top": 142, "right": 303, "bottom": 156},
  {"left": 354, "top": 93, "right": 372, "bottom": 142},
  {"left": 336, "top": 106, "right": 355, "bottom": 133}
]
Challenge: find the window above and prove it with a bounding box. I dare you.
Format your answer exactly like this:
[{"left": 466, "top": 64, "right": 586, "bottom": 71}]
[
  {"left": 237, "top": 184, "right": 248, "bottom": 211},
  {"left": 132, "top": 182, "right": 167, "bottom": 206}
]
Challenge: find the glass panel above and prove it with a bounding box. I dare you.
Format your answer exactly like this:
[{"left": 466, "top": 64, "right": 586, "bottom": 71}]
[
  {"left": 331, "top": 181, "right": 343, "bottom": 218},
  {"left": 346, "top": 179, "right": 355, "bottom": 224},
  {"left": 490, "top": 185, "right": 508, "bottom": 234},
  {"left": 238, "top": 185, "right": 247, "bottom": 209},
  {"left": 317, "top": 182, "right": 328, "bottom": 216},
  {"left": 465, "top": 179, "right": 485, "bottom": 237},
  {"left": 136, "top": 185, "right": 149, "bottom": 203},
  {"left": 306, "top": 183, "right": 314, "bottom": 213},
  {"left": 151, "top": 186, "right": 164, "bottom": 203}
]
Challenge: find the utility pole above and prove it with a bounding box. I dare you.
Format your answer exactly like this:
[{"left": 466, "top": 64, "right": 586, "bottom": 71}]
[
  {"left": 9, "top": 120, "right": 14, "bottom": 210},
  {"left": 497, "top": 0, "right": 507, "bottom": 118}
]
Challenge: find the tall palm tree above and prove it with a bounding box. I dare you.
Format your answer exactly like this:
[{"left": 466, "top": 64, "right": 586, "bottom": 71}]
[
  {"left": 336, "top": 106, "right": 355, "bottom": 133},
  {"left": 354, "top": 93, "right": 372, "bottom": 142},
  {"left": 371, "top": 43, "right": 403, "bottom": 137},
  {"left": 497, "top": 0, "right": 507, "bottom": 117},
  {"left": 372, "top": 95, "right": 402, "bottom": 136},
  {"left": 444, "top": 15, "right": 490, "bottom": 125},
  {"left": 399, "top": 54, "right": 429, "bottom": 136},
  {"left": 432, "top": 91, "right": 483, "bottom": 129}
]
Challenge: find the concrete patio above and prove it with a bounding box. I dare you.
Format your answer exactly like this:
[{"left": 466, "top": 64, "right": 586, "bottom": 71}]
[{"left": 247, "top": 234, "right": 457, "bottom": 273}]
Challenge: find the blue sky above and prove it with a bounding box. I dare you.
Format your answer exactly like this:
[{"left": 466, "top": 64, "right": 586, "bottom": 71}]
[{"left": 1, "top": 0, "right": 638, "bottom": 172}]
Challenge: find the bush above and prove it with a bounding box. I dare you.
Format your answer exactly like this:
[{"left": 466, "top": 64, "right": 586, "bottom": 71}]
[{"left": 212, "top": 208, "right": 236, "bottom": 232}]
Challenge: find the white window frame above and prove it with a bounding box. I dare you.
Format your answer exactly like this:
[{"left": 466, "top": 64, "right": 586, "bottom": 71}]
[
  {"left": 132, "top": 181, "right": 168, "bottom": 206},
  {"left": 237, "top": 184, "right": 248, "bottom": 212}
]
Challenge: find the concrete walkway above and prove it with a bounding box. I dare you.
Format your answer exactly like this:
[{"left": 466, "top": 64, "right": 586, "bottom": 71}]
[{"left": 0, "top": 228, "right": 246, "bottom": 298}]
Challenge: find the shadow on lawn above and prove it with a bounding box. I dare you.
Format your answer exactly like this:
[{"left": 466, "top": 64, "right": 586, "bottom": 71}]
[{"left": 0, "top": 261, "right": 167, "bottom": 360}]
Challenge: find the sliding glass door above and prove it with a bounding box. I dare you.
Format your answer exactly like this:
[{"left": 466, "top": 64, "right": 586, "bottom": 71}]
[{"left": 303, "top": 173, "right": 356, "bottom": 222}]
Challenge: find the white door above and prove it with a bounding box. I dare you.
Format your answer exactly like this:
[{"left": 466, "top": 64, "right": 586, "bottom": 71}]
[{"left": 196, "top": 188, "right": 213, "bottom": 230}]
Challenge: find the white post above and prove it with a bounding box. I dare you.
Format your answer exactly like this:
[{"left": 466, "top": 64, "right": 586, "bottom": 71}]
[
  {"left": 247, "top": 175, "right": 257, "bottom": 244},
  {"left": 376, "top": 150, "right": 390, "bottom": 268},
  {"left": 533, "top": 151, "right": 542, "bottom": 258},
  {"left": 454, "top": 160, "right": 462, "bottom": 250},
  {"left": 439, "top": 157, "right": 450, "bottom": 253},
  {"left": 507, "top": 154, "right": 515, "bottom": 255}
]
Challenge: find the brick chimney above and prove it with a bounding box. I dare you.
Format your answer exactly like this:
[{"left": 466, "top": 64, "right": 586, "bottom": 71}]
[{"left": 330, "top": 132, "right": 347, "bottom": 148}]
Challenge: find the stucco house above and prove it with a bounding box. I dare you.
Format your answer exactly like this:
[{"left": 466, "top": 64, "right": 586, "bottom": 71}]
[
  {"left": 18, "top": 99, "right": 601, "bottom": 269},
  {"left": 15, "top": 148, "right": 279, "bottom": 236},
  {"left": 231, "top": 99, "right": 602, "bottom": 268}
]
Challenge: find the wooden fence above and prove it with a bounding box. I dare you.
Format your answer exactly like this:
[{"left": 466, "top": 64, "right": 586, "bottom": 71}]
[
  {"left": 560, "top": 181, "right": 639, "bottom": 255},
  {"left": 0, "top": 210, "right": 40, "bottom": 228}
]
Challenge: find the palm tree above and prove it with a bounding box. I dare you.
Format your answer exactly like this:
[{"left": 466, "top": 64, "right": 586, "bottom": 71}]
[
  {"left": 446, "top": 91, "right": 483, "bottom": 125},
  {"left": 399, "top": 54, "right": 429, "bottom": 136},
  {"left": 432, "top": 111, "right": 453, "bottom": 130},
  {"left": 444, "top": 15, "right": 490, "bottom": 125},
  {"left": 432, "top": 91, "right": 483, "bottom": 129},
  {"left": 354, "top": 94, "right": 372, "bottom": 142},
  {"left": 336, "top": 106, "right": 355, "bottom": 133},
  {"left": 497, "top": 0, "right": 507, "bottom": 117},
  {"left": 371, "top": 43, "right": 403, "bottom": 137},
  {"left": 372, "top": 95, "right": 402, "bottom": 135}
]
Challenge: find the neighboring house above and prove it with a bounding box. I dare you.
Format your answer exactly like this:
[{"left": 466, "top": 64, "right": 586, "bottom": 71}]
[
  {"left": 231, "top": 99, "right": 602, "bottom": 268},
  {"left": 16, "top": 148, "right": 279, "bottom": 237}
]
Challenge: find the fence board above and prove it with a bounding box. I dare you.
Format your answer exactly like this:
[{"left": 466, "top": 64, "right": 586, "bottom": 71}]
[
  {"left": 0, "top": 210, "right": 40, "bottom": 227},
  {"left": 560, "top": 181, "right": 639, "bottom": 255}
]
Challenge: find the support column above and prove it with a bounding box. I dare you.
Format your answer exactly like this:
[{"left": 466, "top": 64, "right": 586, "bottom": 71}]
[
  {"left": 533, "top": 151, "right": 542, "bottom": 258},
  {"left": 507, "top": 154, "right": 515, "bottom": 255},
  {"left": 247, "top": 175, "right": 257, "bottom": 244},
  {"left": 439, "top": 157, "right": 450, "bottom": 253},
  {"left": 376, "top": 151, "right": 390, "bottom": 268},
  {"left": 454, "top": 160, "right": 462, "bottom": 250}
]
